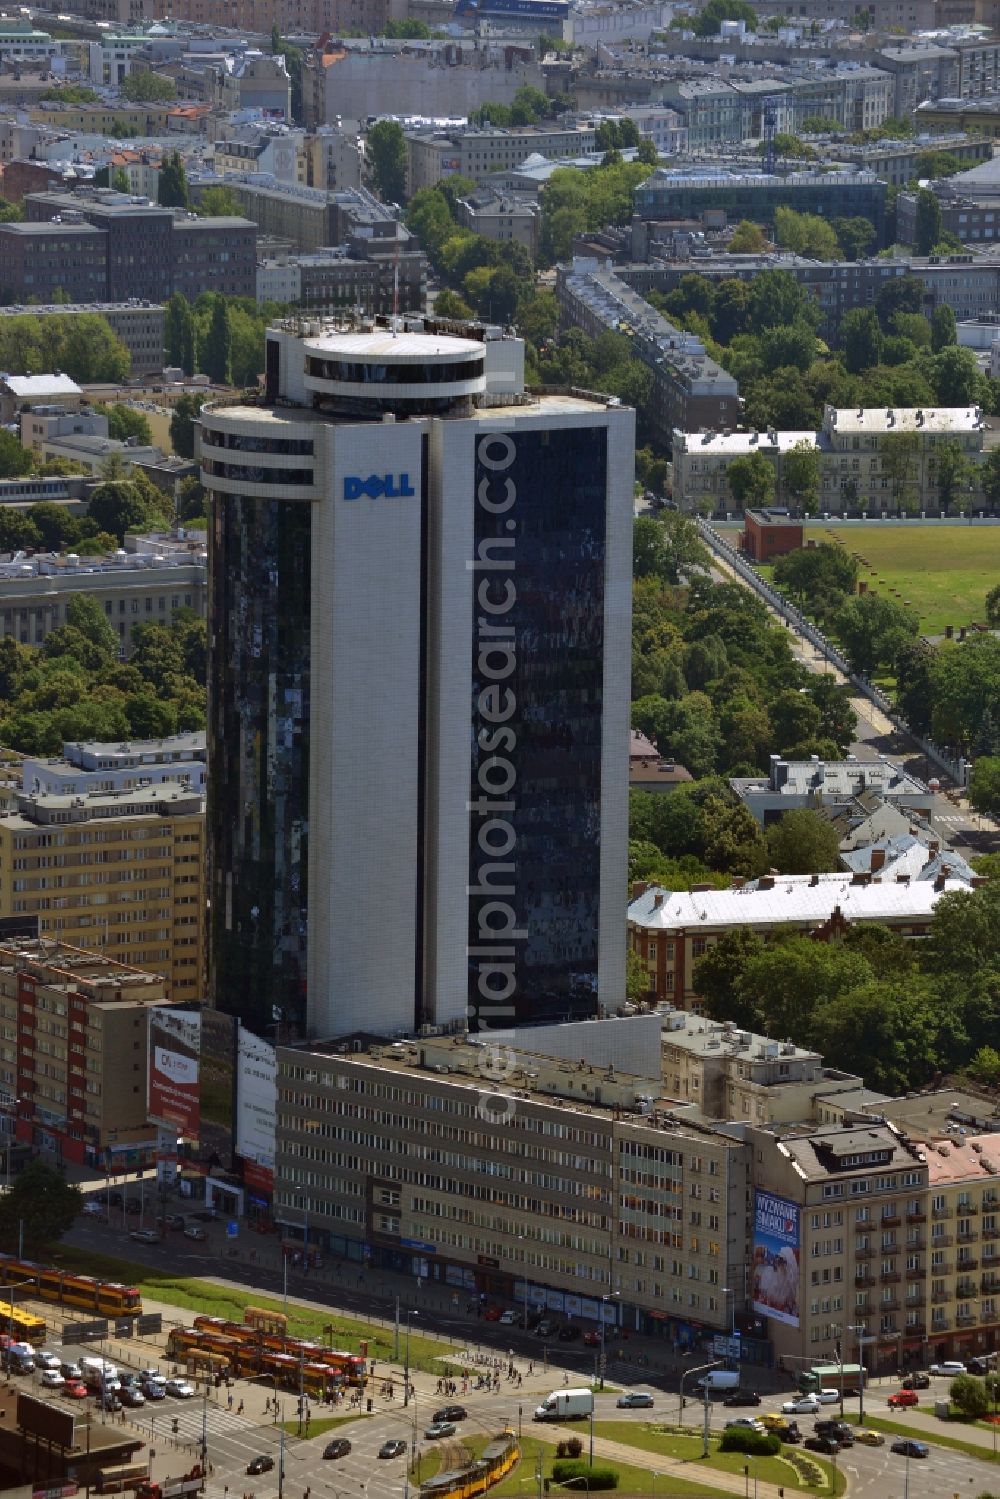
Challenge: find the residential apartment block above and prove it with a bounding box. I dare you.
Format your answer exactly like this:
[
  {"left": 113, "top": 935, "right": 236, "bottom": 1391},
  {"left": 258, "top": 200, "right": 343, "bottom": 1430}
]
[
  {"left": 405, "top": 124, "right": 598, "bottom": 195},
  {"left": 556, "top": 258, "right": 738, "bottom": 444},
  {"left": 0, "top": 939, "right": 168, "bottom": 1166},
  {"left": 673, "top": 405, "right": 986, "bottom": 516},
  {"left": 0, "top": 782, "right": 205, "bottom": 1004},
  {"left": 22, "top": 732, "right": 206, "bottom": 799},
  {"left": 275, "top": 1034, "right": 752, "bottom": 1346}
]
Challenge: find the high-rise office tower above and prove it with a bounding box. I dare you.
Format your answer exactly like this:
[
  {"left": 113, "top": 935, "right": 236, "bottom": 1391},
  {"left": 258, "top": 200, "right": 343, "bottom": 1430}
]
[{"left": 203, "top": 317, "right": 633, "bottom": 1039}]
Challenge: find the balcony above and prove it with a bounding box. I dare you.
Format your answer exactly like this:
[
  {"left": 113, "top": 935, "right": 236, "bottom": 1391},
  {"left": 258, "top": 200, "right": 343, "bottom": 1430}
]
[
  {"left": 855, "top": 1273, "right": 873, "bottom": 1287},
  {"left": 881, "top": 1215, "right": 901, "bottom": 1228},
  {"left": 958, "top": 1258, "right": 979, "bottom": 1272},
  {"left": 982, "top": 1228, "right": 1000, "bottom": 1241},
  {"left": 960, "top": 1203, "right": 980, "bottom": 1215},
  {"left": 905, "top": 1265, "right": 925, "bottom": 1280},
  {"left": 933, "top": 1206, "right": 954, "bottom": 1220},
  {"left": 906, "top": 1210, "right": 927, "bottom": 1223},
  {"left": 983, "top": 1277, "right": 1000, "bottom": 1294},
  {"left": 931, "top": 1289, "right": 950, "bottom": 1304},
  {"left": 905, "top": 1322, "right": 926, "bottom": 1336},
  {"left": 958, "top": 1230, "right": 977, "bottom": 1244},
  {"left": 880, "top": 1298, "right": 901, "bottom": 1311},
  {"left": 956, "top": 1314, "right": 978, "bottom": 1327},
  {"left": 881, "top": 1270, "right": 902, "bottom": 1283},
  {"left": 931, "top": 1234, "right": 954, "bottom": 1247},
  {"left": 855, "top": 1246, "right": 875, "bottom": 1260},
  {"left": 931, "top": 1317, "right": 952, "bottom": 1331}
]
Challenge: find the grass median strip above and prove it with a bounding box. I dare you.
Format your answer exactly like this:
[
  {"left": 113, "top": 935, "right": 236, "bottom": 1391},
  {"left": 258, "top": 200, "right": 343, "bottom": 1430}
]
[
  {"left": 52, "top": 1244, "right": 460, "bottom": 1374},
  {"left": 592, "top": 1420, "right": 845, "bottom": 1495},
  {"left": 850, "top": 1414, "right": 1000, "bottom": 1462},
  {"left": 278, "top": 1414, "right": 371, "bottom": 1439},
  {"left": 490, "top": 1434, "right": 734, "bottom": 1499}
]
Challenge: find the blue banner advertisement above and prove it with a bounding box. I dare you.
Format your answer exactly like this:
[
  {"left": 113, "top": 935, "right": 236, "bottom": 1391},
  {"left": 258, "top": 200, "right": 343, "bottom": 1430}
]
[{"left": 752, "top": 1189, "right": 801, "bottom": 1328}]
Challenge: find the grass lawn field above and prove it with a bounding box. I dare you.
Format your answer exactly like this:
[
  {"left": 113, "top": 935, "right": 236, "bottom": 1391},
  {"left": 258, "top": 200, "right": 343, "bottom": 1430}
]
[
  {"left": 593, "top": 1421, "right": 845, "bottom": 1495},
  {"left": 278, "top": 1414, "right": 370, "bottom": 1439},
  {"left": 52, "top": 1245, "right": 460, "bottom": 1375},
  {"left": 795, "top": 525, "right": 1000, "bottom": 636},
  {"left": 489, "top": 1433, "right": 734, "bottom": 1499}
]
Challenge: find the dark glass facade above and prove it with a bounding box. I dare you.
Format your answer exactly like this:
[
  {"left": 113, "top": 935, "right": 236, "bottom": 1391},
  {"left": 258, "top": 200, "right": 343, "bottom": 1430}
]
[
  {"left": 468, "top": 425, "right": 607, "bottom": 1029},
  {"left": 209, "top": 495, "right": 312, "bottom": 1036}
]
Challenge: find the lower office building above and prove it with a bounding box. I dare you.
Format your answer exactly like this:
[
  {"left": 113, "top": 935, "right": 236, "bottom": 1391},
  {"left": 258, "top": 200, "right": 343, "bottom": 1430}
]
[
  {"left": 275, "top": 1033, "right": 752, "bottom": 1347},
  {"left": 203, "top": 314, "right": 634, "bottom": 1039}
]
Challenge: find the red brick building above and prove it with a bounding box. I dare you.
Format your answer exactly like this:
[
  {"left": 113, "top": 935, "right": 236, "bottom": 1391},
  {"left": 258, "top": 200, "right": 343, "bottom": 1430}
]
[{"left": 742, "top": 508, "right": 803, "bottom": 563}]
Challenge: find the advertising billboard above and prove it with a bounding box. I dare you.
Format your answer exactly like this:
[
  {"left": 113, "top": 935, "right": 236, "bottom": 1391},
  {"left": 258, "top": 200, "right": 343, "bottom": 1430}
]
[
  {"left": 752, "top": 1189, "right": 801, "bottom": 1328},
  {"left": 148, "top": 1008, "right": 201, "bottom": 1139},
  {"left": 236, "top": 1026, "right": 276, "bottom": 1171}
]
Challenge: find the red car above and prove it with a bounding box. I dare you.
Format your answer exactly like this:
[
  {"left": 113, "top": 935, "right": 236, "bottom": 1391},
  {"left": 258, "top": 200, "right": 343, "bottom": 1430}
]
[
  {"left": 64, "top": 1381, "right": 88, "bottom": 1400},
  {"left": 583, "top": 1331, "right": 601, "bottom": 1347},
  {"left": 888, "top": 1389, "right": 919, "bottom": 1408},
  {"left": 482, "top": 1306, "right": 502, "bottom": 1321}
]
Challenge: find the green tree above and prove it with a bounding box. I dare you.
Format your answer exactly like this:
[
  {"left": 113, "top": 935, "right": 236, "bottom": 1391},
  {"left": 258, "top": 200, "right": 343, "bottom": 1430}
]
[
  {"left": 951, "top": 1375, "right": 990, "bottom": 1419},
  {"left": 841, "top": 306, "right": 884, "bottom": 374},
  {"left": 915, "top": 187, "right": 942, "bottom": 256},
  {"left": 94, "top": 404, "right": 152, "bottom": 445},
  {"left": 832, "top": 215, "right": 876, "bottom": 260},
  {"left": 986, "top": 582, "right": 1000, "bottom": 629},
  {"left": 0, "top": 429, "right": 33, "bottom": 478},
  {"left": 970, "top": 757, "right": 1000, "bottom": 819},
  {"left": 636, "top": 136, "right": 659, "bottom": 166},
  {"left": 121, "top": 71, "right": 176, "bottom": 102},
  {"left": 169, "top": 392, "right": 202, "bottom": 459},
  {"left": 782, "top": 439, "right": 821, "bottom": 514},
  {"left": 0, "top": 1158, "right": 81, "bottom": 1254},
  {"left": 934, "top": 344, "right": 984, "bottom": 407},
  {"left": 742, "top": 938, "right": 874, "bottom": 1044},
  {"left": 165, "top": 292, "right": 196, "bottom": 376},
  {"left": 86, "top": 480, "right": 158, "bottom": 541},
  {"left": 765, "top": 808, "right": 842, "bottom": 874},
  {"left": 157, "top": 150, "right": 189, "bottom": 207},
  {"left": 633, "top": 513, "right": 708, "bottom": 584},
  {"left": 198, "top": 184, "right": 241, "bottom": 217},
  {"left": 931, "top": 302, "right": 957, "bottom": 352},
  {"left": 65, "top": 594, "right": 119, "bottom": 660},
  {"left": 774, "top": 205, "right": 840, "bottom": 259},
  {"left": 748, "top": 269, "right": 819, "bottom": 331},
  {"left": 933, "top": 436, "right": 974, "bottom": 514},
  {"left": 626, "top": 947, "right": 650, "bottom": 1002},
  {"left": 809, "top": 975, "right": 941, "bottom": 1093},
  {"left": 834, "top": 591, "right": 919, "bottom": 676},
  {"left": 201, "top": 295, "right": 231, "bottom": 385},
  {"left": 691, "top": 0, "right": 757, "bottom": 33},
  {"left": 880, "top": 430, "right": 921, "bottom": 514},
  {"left": 434, "top": 288, "right": 474, "bottom": 319},
  {"left": 367, "top": 120, "right": 407, "bottom": 204},
  {"left": 691, "top": 926, "right": 766, "bottom": 1021},
  {"left": 728, "top": 219, "right": 768, "bottom": 253},
  {"left": 727, "top": 450, "right": 775, "bottom": 511}
]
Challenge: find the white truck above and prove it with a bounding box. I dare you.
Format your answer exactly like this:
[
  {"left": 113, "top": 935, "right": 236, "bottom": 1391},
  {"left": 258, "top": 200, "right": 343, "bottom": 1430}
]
[
  {"left": 696, "top": 1370, "right": 739, "bottom": 1393},
  {"left": 81, "top": 1355, "right": 120, "bottom": 1392},
  {"left": 534, "top": 1388, "right": 595, "bottom": 1421}
]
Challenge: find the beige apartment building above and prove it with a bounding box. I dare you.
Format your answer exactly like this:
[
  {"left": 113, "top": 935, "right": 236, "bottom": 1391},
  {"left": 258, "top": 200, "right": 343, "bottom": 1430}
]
[
  {"left": 0, "top": 938, "right": 167, "bottom": 1167},
  {"left": 0, "top": 783, "right": 204, "bottom": 1004},
  {"left": 275, "top": 1034, "right": 753, "bottom": 1348}
]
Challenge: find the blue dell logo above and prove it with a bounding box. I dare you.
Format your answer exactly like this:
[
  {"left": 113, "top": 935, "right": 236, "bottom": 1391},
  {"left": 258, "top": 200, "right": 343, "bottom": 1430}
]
[{"left": 343, "top": 473, "right": 416, "bottom": 500}]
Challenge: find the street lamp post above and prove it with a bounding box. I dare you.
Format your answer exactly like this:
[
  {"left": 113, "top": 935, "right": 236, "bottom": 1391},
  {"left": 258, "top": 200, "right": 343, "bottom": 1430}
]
[
  {"left": 678, "top": 1360, "right": 723, "bottom": 1428},
  {"left": 403, "top": 1310, "right": 417, "bottom": 1407},
  {"left": 599, "top": 1292, "right": 619, "bottom": 1392},
  {"left": 848, "top": 1323, "right": 875, "bottom": 1425}
]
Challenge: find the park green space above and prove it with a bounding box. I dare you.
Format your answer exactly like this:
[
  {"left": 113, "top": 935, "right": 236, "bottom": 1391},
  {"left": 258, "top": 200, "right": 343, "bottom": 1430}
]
[
  {"left": 763, "top": 524, "right": 1000, "bottom": 636},
  {"left": 487, "top": 1433, "right": 735, "bottom": 1499},
  {"left": 592, "top": 1421, "right": 845, "bottom": 1496},
  {"left": 851, "top": 1413, "right": 1000, "bottom": 1462},
  {"left": 52, "top": 1244, "right": 461, "bottom": 1374}
]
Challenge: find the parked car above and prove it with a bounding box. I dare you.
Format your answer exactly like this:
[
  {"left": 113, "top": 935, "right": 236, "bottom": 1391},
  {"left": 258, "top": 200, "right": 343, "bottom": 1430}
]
[
  {"left": 378, "top": 1441, "right": 407, "bottom": 1459},
  {"left": 165, "top": 1379, "right": 194, "bottom": 1399},
  {"left": 499, "top": 1310, "right": 518, "bottom": 1326},
  {"left": 930, "top": 1361, "right": 966, "bottom": 1377},
  {"left": 888, "top": 1389, "right": 919, "bottom": 1408},
  {"left": 782, "top": 1396, "right": 819, "bottom": 1414},
  {"left": 432, "top": 1407, "right": 467, "bottom": 1423},
  {"left": 583, "top": 1331, "right": 601, "bottom": 1347},
  {"left": 617, "top": 1393, "right": 654, "bottom": 1409},
  {"left": 40, "top": 1369, "right": 64, "bottom": 1389},
  {"left": 82, "top": 1201, "right": 105, "bottom": 1217},
  {"left": 805, "top": 1436, "right": 841, "bottom": 1455},
  {"left": 536, "top": 1319, "right": 555, "bottom": 1337},
  {"left": 183, "top": 1225, "right": 207, "bottom": 1242},
  {"left": 902, "top": 1373, "right": 930, "bottom": 1390},
  {"left": 890, "top": 1440, "right": 929, "bottom": 1459},
  {"left": 425, "top": 1422, "right": 456, "bottom": 1440},
  {"left": 323, "top": 1439, "right": 351, "bottom": 1460},
  {"left": 247, "top": 1457, "right": 274, "bottom": 1476},
  {"left": 482, "top": 1306, "right": 502, "bottom": 1322},
  {"left": 557, "top": 1326, "right": 581, "bottom": 1342},
  {"left": 130, "top": 1228, "right": 161, "bottom": 1244},
  {"left": 855, "top": 1430, "right": 885, "bottom": 1446},
  {"left": 723, "top": 1391, "right": 761, "bottom": 1408}
]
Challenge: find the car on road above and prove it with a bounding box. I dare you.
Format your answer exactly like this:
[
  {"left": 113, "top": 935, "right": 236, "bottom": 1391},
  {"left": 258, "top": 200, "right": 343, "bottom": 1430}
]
[
  {"left": 557, "top": 1326, "right": 581, "bottom": 1341},
  {"left": 425, "top": 1422, "right": 457, "bottom": 1440},
  {"left": 183, "top": 1225, "right": 207, "bottom": 1242},
  {"left": 535, "top": 1319, "right": 555, "bottom": 1337},
  {"left": 891, "top": 1440, "right": 929, "bottom": 1459},
  {"left": 968, "top": 1357, "right": 997, "bottom": 1376},
  {"left": 378, "top": 1441, "right": 407, "bottom": 1459},
  {"left": 930, "top": 1361, "right": 966, "bottom": 1377},
  {"left": 164, "top": 1214, "right": 185, "bottom": 1230},
  {"left": 323, "top": 1439, "right": 352, "bottom": 1460},
  {"left": 815, "top": 1389, "right": 841, "bottom": 1405},
  {"left": 583, "top": 1331, "right": 601, "bottom": 1347},
  {"left": 35, "top": 1352, "right": 61, "bottom": 1371},
  {"left": 888, "top": 1389, "right": 919, "bottom": 1408},
  {"left": 60, "top": 1363, "right": 82, "bottom": 1381},
  {"left": 39, "top": 1369, "right": 64, "bottom": 1389},
  {"left": 82, "top": 1201, "right": 105, "bottom": 1217},
  {"left": 120, "top": 1387, "right": 145, "bottom": 1408},
  {"left": 815, "top": 1421, "right": 853, "bottom": 1446},
  {"left": 805, "top": 1436, "right": 840, "bottom": 1455},
  {"left": 130, "top": 1228, "right": 161, "bottom": 1244},
  {"left": 165, "top": 1379, "right": 194, "bottom": 1399},
  {"left": 722, "top": 1391, "right": 761, "bottom": 1407},
  {"left": 96, "top": 1394, "right": 122, "bottom": 1414},
  {"left": 782, "top": 1396, "right": 820, "bottom": 1414},
  {"left": 63, "top": 1381, "right": 87, "bottom": 1400},
  {"left": 725, "top": 1418, "right": 764, "bottom": 1434},
  {"left": 432, "top": 1407, "right": 467, "bottom": 1423},
  {"left": 499, "top": 1310, "right": 519, "bottom": 1326},
  {"left": 482, "top": 1305, "right": 502, "bottom": 1321},
  {"left": 855, "top": 1430, "right": 885, "bottom": 1446},
  {"left": 617, "top": 1393, "right": 654, "bottom": 1409},
  {"left": 141, "top": 1380, "right": 166, "bottom": 1400},
  {"left": 902, "top": 1373, "right": 930, "bottom": 1390},
  {"left": 247, "top": 1457, "right": 274, "bottom": 1476}
]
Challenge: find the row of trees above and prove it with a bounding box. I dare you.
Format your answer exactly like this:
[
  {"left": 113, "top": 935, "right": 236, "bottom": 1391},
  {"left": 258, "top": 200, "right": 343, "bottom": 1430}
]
[
  {"left": 165, "top": 292, "right": 281, "bottom": 388},
  {"left": 0, "top": 311, "right": 130, "bottom": 384}
]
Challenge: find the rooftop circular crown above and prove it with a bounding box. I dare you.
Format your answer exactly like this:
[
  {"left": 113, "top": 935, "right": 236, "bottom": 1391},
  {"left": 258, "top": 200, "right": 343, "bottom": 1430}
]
[{"left": 302, "top": 329, "right": 487, "bottom": 409}]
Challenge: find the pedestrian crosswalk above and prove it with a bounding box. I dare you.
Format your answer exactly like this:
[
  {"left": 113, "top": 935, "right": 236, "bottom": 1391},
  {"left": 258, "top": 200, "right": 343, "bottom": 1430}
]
[{"left": 141, "top": 1404, "right": 260, "bottom": 1444}]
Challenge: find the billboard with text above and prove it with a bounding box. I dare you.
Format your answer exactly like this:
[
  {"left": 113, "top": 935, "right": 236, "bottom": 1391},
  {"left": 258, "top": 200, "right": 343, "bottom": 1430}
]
[
  {"left": 148, "top": 1008, "right": 201, "bottom": 1139},
  {"left": 752, "top": 1189, "right": 801, "bottom": 1328},
  {"left": 236, "top": 1026, "right": 276, "bottom": 1172}
]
